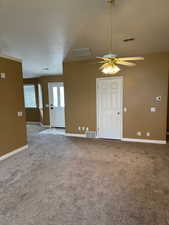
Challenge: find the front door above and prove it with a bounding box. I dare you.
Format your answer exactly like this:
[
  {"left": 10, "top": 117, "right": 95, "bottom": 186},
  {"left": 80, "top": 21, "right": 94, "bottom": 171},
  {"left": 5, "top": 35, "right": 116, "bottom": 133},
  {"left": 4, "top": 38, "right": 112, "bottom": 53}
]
[
  {"left": 48, "top": 82, "right": 65, "bottom": 128},
  {"left": 97, "top": 77, "right": 123, "bottom": 139}
]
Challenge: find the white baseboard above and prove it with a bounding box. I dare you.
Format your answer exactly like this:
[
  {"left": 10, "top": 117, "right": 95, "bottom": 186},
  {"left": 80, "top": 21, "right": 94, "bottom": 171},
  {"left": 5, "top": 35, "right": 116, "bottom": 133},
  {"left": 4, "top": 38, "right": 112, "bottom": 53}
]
[
  {"left": 121, "top": 138, "right": 166, "bottom": 144},
  {"left": 26, "top": 122, "right": 50, "bottom": 128},
  {"left": 0, "top": 145, "right": 28, "bottom": 161},
  {"left": 40, "top": 123, "right": 50, "bottom": 128},
  {"left": 65, "top": 133, "right": 86, "bottom": 138},
  {"left": 65, "top": 135, "right": 167, "bottom": 144},
  {"left": 27, "top": 122, "right": 40, "bottom": 125}
]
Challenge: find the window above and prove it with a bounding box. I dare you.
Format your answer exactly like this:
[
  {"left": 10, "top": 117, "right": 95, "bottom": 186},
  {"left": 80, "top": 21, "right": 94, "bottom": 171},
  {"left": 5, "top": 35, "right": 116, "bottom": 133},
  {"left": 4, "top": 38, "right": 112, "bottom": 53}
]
[
  {"left": 38, "top": 84, "right": 43, "bottom": 109},
  {"left": 52, "top": 86, "right": 64, "bottom": 107},
  {"left": 60, "top": 86, "right": 65, "bottom": 107},
  {"left": 53, "top": 87, "right": 58, "bottom": 107},
  {"left": 24, "top": 85, "right": 37, "bottom": 108}
]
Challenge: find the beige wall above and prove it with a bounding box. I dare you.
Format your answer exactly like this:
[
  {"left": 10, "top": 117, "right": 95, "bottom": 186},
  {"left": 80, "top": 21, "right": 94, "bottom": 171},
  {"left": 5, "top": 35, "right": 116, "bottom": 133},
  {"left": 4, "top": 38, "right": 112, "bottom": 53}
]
[
  {"left": 25, "top": 108, "right": 40, "bottom": 122},
  {"left": 0, "top": 57, "right": 27, "bottom": 156},
  {"left": 64, "top": 52, "right": 169, "bottom": 141}
]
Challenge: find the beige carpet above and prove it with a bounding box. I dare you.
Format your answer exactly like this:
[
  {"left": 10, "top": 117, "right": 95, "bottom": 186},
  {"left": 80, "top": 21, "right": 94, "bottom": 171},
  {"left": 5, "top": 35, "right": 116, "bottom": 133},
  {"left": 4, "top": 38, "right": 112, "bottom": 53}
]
[{"left": 0, "top": 125, "right": 169, "bottom": 225}]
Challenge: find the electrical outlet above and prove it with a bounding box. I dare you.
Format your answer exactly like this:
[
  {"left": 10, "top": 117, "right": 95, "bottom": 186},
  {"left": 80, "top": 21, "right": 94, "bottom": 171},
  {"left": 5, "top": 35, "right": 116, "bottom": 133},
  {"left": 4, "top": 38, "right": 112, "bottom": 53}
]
[
  {"left": 137, "top": 131, "right": 142, "bottom": 136},
  {"left": 17, "top": 111, "right": 23, "bottom": 117},
  {"left": 0, "top": 73, "right": 6, "bottom": 79},
  {"left": 78, "top": 126, "right": 81, "bottom": 131},
  {"left": 146, "top": 132, "right": 150, "bottom": 137},
  {"left": 150, "top": 107, "right": 156, "bottom": 112}
]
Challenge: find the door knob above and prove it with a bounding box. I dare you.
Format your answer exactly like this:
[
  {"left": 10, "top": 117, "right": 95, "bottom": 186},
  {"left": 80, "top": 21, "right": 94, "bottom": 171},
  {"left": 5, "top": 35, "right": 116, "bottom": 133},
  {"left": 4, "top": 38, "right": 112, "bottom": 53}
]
[
  {"left": 117, "top": 112, "right": 120, "bottom": 115},
  {"left": 50, "top": 104, "right": 54, "bottom": 109}
]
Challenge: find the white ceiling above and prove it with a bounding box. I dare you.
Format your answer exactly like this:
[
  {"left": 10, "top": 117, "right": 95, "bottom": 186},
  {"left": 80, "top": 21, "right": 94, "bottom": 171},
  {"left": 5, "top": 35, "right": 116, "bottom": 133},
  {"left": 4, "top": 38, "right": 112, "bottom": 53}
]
[{"left": 0, "top": 0, "right": 169, "bottom": 78}]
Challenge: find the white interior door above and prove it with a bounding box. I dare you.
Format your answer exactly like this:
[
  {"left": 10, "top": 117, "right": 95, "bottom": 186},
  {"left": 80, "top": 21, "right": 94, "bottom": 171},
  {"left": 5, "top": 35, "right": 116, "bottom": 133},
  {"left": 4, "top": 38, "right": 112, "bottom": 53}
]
[
  {"left": 48, "top": 82, "right": 65, "bottom": 128},
  {"left": 97, "top": 77, "right": 123, "bottom": 139}
]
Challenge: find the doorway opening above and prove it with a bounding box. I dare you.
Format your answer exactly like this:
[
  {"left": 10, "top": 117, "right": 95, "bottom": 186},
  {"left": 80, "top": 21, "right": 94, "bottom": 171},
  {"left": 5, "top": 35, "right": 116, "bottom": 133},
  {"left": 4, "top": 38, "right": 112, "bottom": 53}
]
[
  {"left": 96, "top": 77, "right": 123, "bottom": 139},
  {"left": 48, "top": 82, "right": 65, "bottom": 130}
]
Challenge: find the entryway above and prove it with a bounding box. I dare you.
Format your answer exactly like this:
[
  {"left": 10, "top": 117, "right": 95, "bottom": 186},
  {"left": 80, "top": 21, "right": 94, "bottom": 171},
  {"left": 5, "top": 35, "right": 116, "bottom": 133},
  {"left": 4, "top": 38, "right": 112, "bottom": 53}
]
[
  {"left": 96, "top": 77, "right": 123, "bottom": 139},
  {"left": 48, "top": 82, "right": 65, "bottom": 128}
]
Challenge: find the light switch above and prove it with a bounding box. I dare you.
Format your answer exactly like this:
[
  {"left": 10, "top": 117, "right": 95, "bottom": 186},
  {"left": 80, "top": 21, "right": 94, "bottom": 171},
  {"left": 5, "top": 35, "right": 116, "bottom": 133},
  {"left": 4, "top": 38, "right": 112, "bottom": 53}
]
[
  {"left": 150, "top": 107, "right": 156, "bottom": 112},
  {"left": 124, "top": 107, "right": 127, "bottom": 112},
  {"left": 137, "top": 131, "right": 142, "bottom": 136},
  {"left": 1, "top": 73, "right": 6, "bottom": 79},
  {"left": 18, "top": 112, "right": 23, "bottom": 117},
  {"left": 156, "top": 96, "right": 161, "bottom": 102},
  {"left": 146, "top": 132, "right": 150, "bottom": 137}
]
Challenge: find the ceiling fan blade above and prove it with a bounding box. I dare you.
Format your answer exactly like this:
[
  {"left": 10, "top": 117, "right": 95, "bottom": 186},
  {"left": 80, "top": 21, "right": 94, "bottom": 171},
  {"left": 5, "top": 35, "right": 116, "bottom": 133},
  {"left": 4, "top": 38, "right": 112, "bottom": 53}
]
[
  {"left": 117, "top": 57, "right": 144, "bottom": 61},
  {"left": 116, "top": 60, "right": 136, "bottom": 66},
  {"left": 97, "top": 61, "right": 107, "bottom": 64},
  {"left": 89, "top": 59, "right": 109, "bottom": 65}
]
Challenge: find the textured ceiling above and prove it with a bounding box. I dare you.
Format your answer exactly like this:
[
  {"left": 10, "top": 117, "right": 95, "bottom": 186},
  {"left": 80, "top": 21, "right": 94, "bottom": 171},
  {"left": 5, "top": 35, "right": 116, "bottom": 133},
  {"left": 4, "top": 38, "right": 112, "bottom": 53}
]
[{"left": 0, "top": 0, "right": 169, "bottom": 77}]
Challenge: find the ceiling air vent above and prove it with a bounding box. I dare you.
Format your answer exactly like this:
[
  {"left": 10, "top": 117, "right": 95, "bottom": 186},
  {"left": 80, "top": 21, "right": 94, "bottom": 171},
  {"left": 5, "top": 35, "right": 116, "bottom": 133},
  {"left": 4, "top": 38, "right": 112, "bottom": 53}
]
[
  {"left": 123, "top": 38, "right": 135, "bottom": 42},
  {"left": 72, "top": 48, "right": 92, "bottom": 57}
]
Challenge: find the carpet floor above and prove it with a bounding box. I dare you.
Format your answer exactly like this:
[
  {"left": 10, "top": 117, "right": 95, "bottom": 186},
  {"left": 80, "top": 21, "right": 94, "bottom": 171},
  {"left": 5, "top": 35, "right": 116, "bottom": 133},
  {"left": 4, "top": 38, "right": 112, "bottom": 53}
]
[{"left": 0, "top": 125, "right": 169, "bottom": 225}]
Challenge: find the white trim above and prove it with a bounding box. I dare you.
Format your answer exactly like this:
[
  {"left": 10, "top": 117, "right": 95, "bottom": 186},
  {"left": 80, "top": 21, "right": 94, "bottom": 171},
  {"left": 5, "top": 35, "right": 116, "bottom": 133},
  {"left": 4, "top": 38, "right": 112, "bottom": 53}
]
[
  {"left": 65, "top": 133, "right": 86, "bottom": 138},
  {"left": 27, "top": 122, "right": 51, "bottom": 127},
  {"left": 0, "top": 54, "right": 22, "bottom": 63},
  {"left": 27, "top": 122, "right": 40, "bottom": 125},
  {"left": 0, "top": 145, "right": 28, "bottom": 161},
  {"left": 40, "top": 123, "right": 50, "bottom": 128},
  {"left": 96, "top": 76, "right": 123, "bottom": 139},
  {"left": 121, "top": 138, "right": 166, "bottom": 144}
]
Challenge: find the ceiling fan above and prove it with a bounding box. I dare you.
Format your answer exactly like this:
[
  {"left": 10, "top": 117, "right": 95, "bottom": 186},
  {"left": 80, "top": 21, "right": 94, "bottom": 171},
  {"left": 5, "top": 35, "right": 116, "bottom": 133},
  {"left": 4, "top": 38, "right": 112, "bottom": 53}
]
[
  {"left": 97, "top": 0, "right": 144, "bottom": 74},
  {"left": 97, "top": 54, "right": 144, "bottom": 74}
]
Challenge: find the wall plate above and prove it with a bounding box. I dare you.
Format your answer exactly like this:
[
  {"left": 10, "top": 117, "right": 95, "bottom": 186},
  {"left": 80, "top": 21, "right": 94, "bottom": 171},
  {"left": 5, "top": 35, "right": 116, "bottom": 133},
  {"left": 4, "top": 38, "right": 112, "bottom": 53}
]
[{"left": 1, "top": 73, "right": 5, "bottom": 78}]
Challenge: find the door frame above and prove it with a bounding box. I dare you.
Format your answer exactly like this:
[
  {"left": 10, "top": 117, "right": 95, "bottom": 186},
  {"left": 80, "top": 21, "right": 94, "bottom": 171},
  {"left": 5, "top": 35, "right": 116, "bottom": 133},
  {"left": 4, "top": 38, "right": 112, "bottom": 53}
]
[
  {"left": 48, "top": 82, "right": 65, "bottom": 128},
  {"left": 96, "top": 76, "right": 123, "bottom": 139}
]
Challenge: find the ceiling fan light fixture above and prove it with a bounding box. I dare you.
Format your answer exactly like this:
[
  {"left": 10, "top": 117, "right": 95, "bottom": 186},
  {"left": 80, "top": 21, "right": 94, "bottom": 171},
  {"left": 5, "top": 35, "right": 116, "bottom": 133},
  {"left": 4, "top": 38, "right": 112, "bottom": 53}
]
[{"left": 102, "top": 63, "right": 120, "bottom": 75}]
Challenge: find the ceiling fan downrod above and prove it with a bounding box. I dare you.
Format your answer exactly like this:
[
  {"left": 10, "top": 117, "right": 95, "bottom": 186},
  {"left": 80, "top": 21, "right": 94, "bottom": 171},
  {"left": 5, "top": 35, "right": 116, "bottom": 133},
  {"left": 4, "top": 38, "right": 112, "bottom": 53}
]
[{"left": 105, "top": 0, "right": 114, "bottom": 3}]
